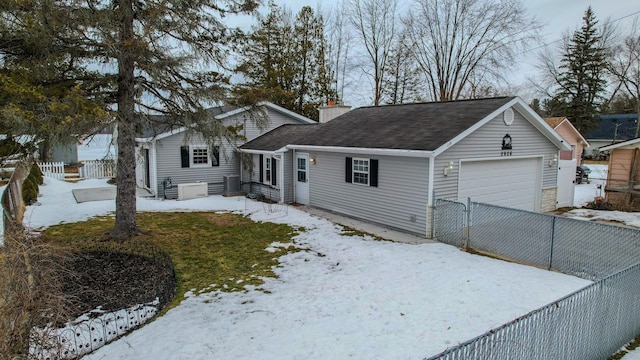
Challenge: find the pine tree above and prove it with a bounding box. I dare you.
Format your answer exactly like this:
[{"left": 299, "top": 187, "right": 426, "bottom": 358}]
[
  {"left": 1, "top": 0, "right": 261, "bottom": 239},
  {"left": 0, "top": 0, "right": 111, "bottom": 161},
  {"left": 235, "top": 4, "right": 337, "bottom": 120},
  {"left": 552, "top": 7, "right": 608, "bottom": 133}
]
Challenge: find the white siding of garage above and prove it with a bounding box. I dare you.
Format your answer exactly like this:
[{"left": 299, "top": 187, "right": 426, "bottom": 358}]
[
  {"left": 458, "top": 157, "right": 542, "bottom": 211},
  {"left": 306, "top": 151, "right": 430, "bottom": 235},
  {"left": 434, "top": 107, "right": 559, "bottom": 204}
]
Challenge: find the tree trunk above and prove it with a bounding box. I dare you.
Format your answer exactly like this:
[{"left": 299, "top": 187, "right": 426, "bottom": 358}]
[{"left": 111, "top": 0, "right": 140, "bottom": 240}]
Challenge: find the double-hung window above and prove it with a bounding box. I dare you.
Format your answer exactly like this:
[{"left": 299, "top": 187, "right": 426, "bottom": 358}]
[
  {"left": 345, "top": 157, "right": 378, "bottom": 187},
  {"left": 352, "top": 158, "right": 369, "bottom": 185},
  {"left": 191, "top": 147, "right": 209, "bottom": 166},
  {"left": 264, "top": 157, "right": 271, "bottom": 183},
  {"left": 259, "top": 154, "right": 277, "bottom": 186}
]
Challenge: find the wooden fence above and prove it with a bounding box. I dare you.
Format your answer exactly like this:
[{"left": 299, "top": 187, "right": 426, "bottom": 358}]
[
  {"left": 79, "top": 160, "right": 116, "bottom": 179},
  {"left": 37, "top": 162, "right": 65, "bottom": 180}
]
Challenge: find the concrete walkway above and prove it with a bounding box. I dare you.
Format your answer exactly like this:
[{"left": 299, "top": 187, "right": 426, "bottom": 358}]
[
  {"left": 299, "top": 206, "right": 435, "bottom": 245},
  {"left": 72, "top": 186, "right": 154, "bottom": 203}
]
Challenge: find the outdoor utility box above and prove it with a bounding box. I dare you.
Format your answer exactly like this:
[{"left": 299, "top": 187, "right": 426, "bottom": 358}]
[{"left": 223, "top": 175, "right": 241, "bottom": 195}]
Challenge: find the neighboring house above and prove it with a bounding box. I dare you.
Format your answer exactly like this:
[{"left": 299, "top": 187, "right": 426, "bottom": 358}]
[
  {"left": 240, "top": 96, "right": 570, "bottom": 238},
  {"left": 46, "top": 140, "right": 79, "bottom": 164},
  {"left": 135, "top": 102, "right": 315, "bottom": 198},
  {"left": 599, "top": 138, "right": 640, "bottom": 209},
  {"left": 543, "top": 117, "right": 589, "bottom": 166},
  {"left": 543, "top": 117, "right": 590, "bottom": 208},
  {"left": 584, "top": 114, "right": 638, "bottom": 157}
]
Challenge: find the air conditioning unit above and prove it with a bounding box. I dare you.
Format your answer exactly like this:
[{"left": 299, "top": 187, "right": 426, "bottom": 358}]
[{"left": 177, "top": 182, "right": 208, "bottom": 200}]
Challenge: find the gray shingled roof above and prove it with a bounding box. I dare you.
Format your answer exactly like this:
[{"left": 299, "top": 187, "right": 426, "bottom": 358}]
[
  {"left": 241, "top": 124, "right": 324, "bottom": 151},
  {"left": 136, "top": 106, "right": 238, "bottom": 139},
  {"left": 242, "top": 97, "right": 515, "bottom": 152}
]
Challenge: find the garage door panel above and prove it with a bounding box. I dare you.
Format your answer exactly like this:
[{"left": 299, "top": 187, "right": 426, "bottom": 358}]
[{"left": 459, "top": 158, "right": 541, "bottom": 211}]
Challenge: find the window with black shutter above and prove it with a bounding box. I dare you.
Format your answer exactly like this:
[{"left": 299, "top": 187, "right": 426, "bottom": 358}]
[
  {"left": 181, "top": 146, "right": 190, "bottom": 168},
  {"left": 346, "top": 157, "right": 378, "bottom": 187}
]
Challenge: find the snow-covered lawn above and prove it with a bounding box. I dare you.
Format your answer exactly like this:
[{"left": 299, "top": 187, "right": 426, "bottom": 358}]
[{"left": 24, "top": 177, "right": 594, "bottom": 359}]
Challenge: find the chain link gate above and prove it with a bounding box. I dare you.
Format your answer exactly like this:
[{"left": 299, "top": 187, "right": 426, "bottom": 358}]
[{"left": 433, "top": 199, "right": 468, "bottom": 248}]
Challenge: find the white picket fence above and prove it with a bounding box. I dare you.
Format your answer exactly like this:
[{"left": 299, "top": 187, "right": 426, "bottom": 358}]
[
  {"left": 38, "top": 162, "right": 65, "bottom": 180},
  {"left": 79, "top": 160, "right": 116, "bottom": 179}
]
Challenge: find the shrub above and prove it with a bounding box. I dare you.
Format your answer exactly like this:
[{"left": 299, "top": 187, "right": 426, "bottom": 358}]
[
  {"left": 22, "top": 175, "right": 38, "bottom": 205},
  {"left": 31, "top": 163, "right": 44, "bottom": 185}
]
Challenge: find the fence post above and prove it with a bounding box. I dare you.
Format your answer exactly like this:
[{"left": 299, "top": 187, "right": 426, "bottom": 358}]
[
  {"left": 430, "top": 191, "right": 436, "bottom": 239},
  {"left": 548, "top": 216, "right": 556, "bottom": 271},
  {"left": 465, "top": 197, "right": 472, "bottom": 249}
]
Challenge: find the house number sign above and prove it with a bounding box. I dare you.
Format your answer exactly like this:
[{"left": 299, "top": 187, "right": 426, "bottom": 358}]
[{"left": 501, "top": 134, "right": 512, "bottom": 156}]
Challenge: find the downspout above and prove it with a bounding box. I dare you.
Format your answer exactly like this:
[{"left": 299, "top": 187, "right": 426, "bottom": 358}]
[
  {"left": 151, "top": 139, "right": 158, "bottom": 198},
  {"left": 279, "top": 153, "right": 285, "bottom": 203},
  {"left": 292, "top": 149, "right": 296, "bottom": 202},
  {"left": 427, "top": 156, "right": 435, "bottom": 238}
]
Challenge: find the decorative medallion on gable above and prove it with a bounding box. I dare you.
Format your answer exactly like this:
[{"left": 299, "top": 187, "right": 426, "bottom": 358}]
[{"left": 503, "top": 108, "right": 514, "bottom": 126}]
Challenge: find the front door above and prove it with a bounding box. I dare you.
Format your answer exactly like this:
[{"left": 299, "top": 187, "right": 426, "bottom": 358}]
[{"left": 295, "top": 154, "right": 309, "bottom": 205}]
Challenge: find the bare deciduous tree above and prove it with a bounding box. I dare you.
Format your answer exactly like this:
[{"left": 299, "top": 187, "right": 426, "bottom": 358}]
[
  {"left": 346, "top": 0, "right": 399, "bottom": 106},
  {"left": 324, "top": 0, "right": 353, "bottom": 104},
  {"left": 405, "top": 0, "right": 540, "bottom": 101}
]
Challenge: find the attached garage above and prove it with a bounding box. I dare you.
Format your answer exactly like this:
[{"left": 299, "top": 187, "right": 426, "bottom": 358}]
[
  {"left": 241, "top": 96, "right": 570, "bottom": 238},
  {"left": 458, "top": 157, "right": 542, "bottom": 211}
]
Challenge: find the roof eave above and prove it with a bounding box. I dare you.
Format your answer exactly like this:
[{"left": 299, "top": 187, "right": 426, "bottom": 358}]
[
  {"left": 557, "top": 118, "right": 591, "bottom": 147},
  {"left": 216, "top": 102, "right": 315, "bottom": 124},
  {"left": 287, "top": 144, "right": 434, "bottom": 157},
  {"left": 599, "top": 137, "right": 640, "bottom": 151}
]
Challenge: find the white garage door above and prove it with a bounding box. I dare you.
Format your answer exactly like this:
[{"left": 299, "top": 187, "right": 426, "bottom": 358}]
[{"left": 458, "top": 158, "right": 541, "bottom": 211}]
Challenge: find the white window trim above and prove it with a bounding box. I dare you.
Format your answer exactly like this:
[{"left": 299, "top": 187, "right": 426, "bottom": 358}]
[
  {"left": 263, "top": 156, "right": 272, "bottom": 184},
  {"left": 352, "top": 157, "right": 370, "bottom": 186},
  {"left": 190, "top": 145, "right": 210, "bottom": 167}
]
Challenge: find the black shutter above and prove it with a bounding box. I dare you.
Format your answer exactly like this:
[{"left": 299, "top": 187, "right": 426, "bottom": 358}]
[
  {"left": 345, "top": 157, "right": 352, "bottom": 183},
  {"left": 370, "top": 159, "right": 378, "bottom": 187},
  {"left": 181, "top": 146, "right": 189, "bottom": 168},
  {"left": 212, "top": 146, "right": 220, "bottom": 167},
  {"left": 259, "top": 154, "right": 264, "bottom": 183},
  {"left": 271, "top": 158, "right": 277, "bottom": 185}
]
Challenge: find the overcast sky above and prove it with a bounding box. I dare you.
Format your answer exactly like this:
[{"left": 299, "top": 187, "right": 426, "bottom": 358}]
[{"left": 236, "top": 0, "right": 640, "bottom": 106}]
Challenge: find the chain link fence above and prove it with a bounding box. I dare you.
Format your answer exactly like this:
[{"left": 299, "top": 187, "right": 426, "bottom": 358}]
[{"left": 430, "top": 199, "right": 640, "bottom": 359}]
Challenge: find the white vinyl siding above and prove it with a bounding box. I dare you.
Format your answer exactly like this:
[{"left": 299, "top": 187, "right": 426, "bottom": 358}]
[
  {"left": 154, "top": 132, "right": 238, "bottom": 198},
  {"left": 308, "top": 151, "right": 429, "bottom": 235},
  {"left": 434, "top": 108, "right": 559, "bottom": 202}
]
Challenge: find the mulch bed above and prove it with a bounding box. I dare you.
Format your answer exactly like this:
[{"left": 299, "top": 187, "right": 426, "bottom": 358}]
[{"left": 62, "top": 251, "right": 175, "bottom": 318}]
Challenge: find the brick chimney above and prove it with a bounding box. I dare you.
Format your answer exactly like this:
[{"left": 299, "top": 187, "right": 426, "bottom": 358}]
[{"left": 318, "top": 100, "right": 351, "bottom": 123}]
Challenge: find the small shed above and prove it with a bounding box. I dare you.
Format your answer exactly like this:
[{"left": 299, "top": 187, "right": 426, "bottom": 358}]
[{"left": 600, "top": 138, "right": 640, "bottom": 209}]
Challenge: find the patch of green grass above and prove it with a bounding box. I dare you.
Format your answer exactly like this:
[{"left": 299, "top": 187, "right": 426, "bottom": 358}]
[
  {"left": 340, "top": 225, "right": 384, "bottom": 241},
  {"left": 42, "top": 212, "right": 300, "bottom": 311}
]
